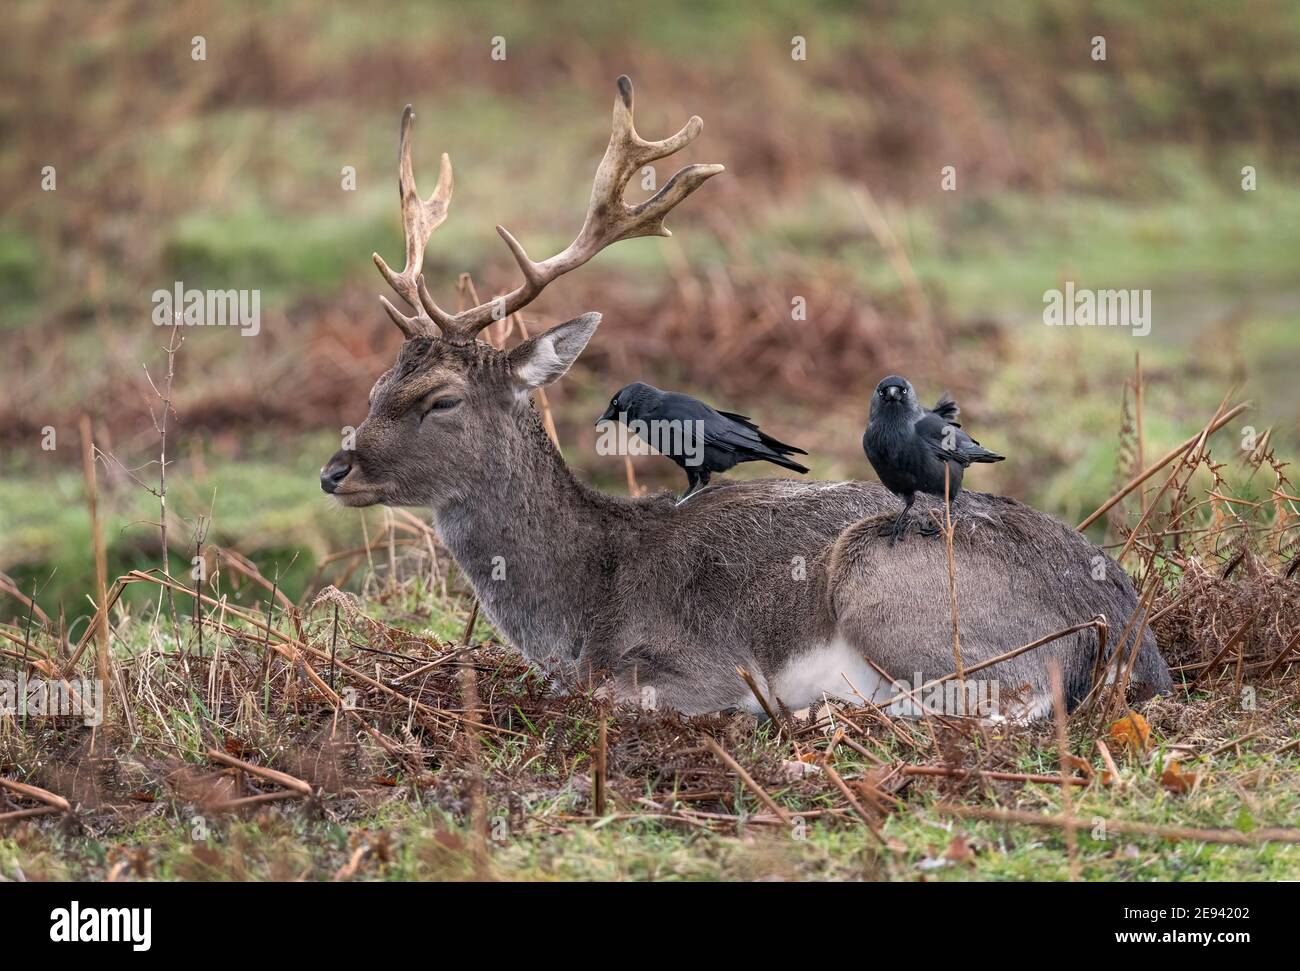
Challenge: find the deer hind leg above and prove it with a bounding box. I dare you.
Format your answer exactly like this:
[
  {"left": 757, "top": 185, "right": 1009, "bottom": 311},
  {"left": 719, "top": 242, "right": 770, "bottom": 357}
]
[{"left": 826, "top": 516, "right": 1088, "bottom": 721}]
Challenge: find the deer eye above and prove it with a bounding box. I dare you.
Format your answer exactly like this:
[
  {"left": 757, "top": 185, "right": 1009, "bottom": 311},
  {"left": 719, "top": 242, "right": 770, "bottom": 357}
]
[{"left": 422, "top": 396, "right": 462, "bottom": 418}]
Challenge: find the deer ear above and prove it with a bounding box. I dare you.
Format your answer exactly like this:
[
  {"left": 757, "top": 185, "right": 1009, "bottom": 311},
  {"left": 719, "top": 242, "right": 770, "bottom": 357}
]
[{"left": 508, "top": 312, "right": 601, "bottom": 389}]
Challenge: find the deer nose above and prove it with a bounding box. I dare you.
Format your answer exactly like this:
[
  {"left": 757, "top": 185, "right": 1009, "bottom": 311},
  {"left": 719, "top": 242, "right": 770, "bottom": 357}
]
[{"left": 320, "top": 452, "right": 353, "bottom": 494}]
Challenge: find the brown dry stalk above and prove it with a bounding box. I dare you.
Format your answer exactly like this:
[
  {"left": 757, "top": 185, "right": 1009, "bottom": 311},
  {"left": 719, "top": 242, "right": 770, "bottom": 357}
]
[
  {"left": 78, "top": 414, "right": 111, "bottom": 717},
  {"left": 820, "top": 758, "right": 888, "bottom": 845},
  {"left": 1094, "top": 738, "right": 1122, "bottom": 788},
  {"left": 594, "top": 713, "right": 608, "bottom": 817},
  {"left": 455, "top": 642, "right": 489, "bottom": 871},
  {"left": 0, "top": 806, "right": 63, "bottom": 825},
  {"left": 1049, "top": 664, "right": 1079, "bottom": 881},
  {"left": 122, "top": 570, "right": 517, "bottom": 739},
  {"left": 901, "top": 766, "right": 1089, "bottom": 787},
  {"left": 881, "top": 617, "right": 1106, "bottom": 712},
  {"left": 1189, "top": 609, "right": 1259, "bottom": 689},
  {"left": 206, "top": 748, "right": 313, "bottom": 796},
  {"left": 735, "top": 665, "right": 784, "bottom": 729},
  {"left": 1134, "top": 353, "right": 1147, "bottom": 509},
  {"left": 1115, "top": 393, "right": 1235, "bottom": 564},
  {"left": 1260, "top": 627, "right": 1300, "bottom": 678},
  {"left": 0, "top": 776, "right": 72, "bottom": 813},
  {"left": 700, "top": 734, "right": 792, "bottom": 827},
  {"left": 1078, "top": 401, "right": 1248, "bottom": 531},
  {"left": 207, "top": 790, "right": 304, "bottom": 813}
]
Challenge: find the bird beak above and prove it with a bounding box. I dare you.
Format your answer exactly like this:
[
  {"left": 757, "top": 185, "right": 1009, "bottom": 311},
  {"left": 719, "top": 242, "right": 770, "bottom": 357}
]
[
  {"left": 884, "top": 386, "right": 901, "bottom": 400},
  {"left": 596, "top": 404, "right": 616, "bottom": 427}
]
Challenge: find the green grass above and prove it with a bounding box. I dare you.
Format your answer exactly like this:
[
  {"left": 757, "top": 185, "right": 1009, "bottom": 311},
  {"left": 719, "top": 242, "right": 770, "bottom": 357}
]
[{"left": 2, "top": 546, "right": 1295, "bottom": 883}]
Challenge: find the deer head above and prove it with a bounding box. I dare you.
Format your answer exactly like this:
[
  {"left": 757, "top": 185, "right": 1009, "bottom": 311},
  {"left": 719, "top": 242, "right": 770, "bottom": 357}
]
[{"left": 320, "top": 76, "right": 723, "bottom": 510}]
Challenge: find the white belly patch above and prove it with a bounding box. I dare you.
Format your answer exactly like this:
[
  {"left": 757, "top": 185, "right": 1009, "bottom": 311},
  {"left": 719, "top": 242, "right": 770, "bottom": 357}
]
[{"left": 769, "top": 639, "right": 891, "bottom": 712}]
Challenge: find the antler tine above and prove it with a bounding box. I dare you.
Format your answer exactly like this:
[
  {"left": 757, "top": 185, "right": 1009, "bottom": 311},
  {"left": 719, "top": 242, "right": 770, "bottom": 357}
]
[
  {"left": 431, "top": 75, "right": 724, "bottom": 342},
  {"left": 372, "top": 105, "right": 454, "bottom": 338}
]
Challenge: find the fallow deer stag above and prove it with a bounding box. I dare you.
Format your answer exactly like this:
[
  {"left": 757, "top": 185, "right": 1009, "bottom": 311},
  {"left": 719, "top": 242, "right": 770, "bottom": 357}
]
[{"left": 321, "top": 76, "right": 1171, "bottom": 718}]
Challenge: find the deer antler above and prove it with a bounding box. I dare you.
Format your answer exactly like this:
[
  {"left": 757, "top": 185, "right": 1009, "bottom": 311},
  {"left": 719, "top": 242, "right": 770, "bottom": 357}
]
[
  {"left": 372, "top": 105, "right": 453, "bottom": 338},
  {"left": 375, "top": 76, "right": 723, "bottom": 343}
]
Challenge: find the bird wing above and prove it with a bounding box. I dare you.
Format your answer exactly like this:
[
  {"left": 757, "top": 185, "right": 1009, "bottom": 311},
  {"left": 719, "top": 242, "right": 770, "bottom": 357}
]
[
  {"left": 717, "top": 409, "right": 808, "bottom": 456},
  {"left": 643, "top": 394, "right": 758, "bottom": 455},
  {"left": 914, "top": 412, "right": 1002, "bottom": 467}
]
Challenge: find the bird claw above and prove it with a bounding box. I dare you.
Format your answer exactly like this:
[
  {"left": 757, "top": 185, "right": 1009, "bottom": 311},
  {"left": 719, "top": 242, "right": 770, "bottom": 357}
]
[{"left": 879, "top": 515, "right": 911, "bottom": 545}]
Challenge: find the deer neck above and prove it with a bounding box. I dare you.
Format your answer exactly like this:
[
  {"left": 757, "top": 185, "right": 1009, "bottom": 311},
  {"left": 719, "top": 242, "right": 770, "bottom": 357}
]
[{"left": 430, "top": 406, "right": 605, "bottom": 671}]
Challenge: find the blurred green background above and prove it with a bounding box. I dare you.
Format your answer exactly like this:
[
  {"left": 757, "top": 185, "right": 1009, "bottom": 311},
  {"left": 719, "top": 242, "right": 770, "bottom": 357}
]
[{"left": 2, "top": 0, "right": 1298, "bottom": 620}]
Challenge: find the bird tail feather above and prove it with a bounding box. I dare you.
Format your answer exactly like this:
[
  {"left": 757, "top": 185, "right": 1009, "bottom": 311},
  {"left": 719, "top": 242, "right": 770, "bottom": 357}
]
[
  {"left": 932, "top": 392, "right": 961, "bottom": 422},
  {"left": 966, "top": 446, "right": 1005, "bottom": 463},
  {"left": 765, "top": 453, "right": 810, "bottom": 474},
  {"left": 756, "top": 431, "right": 808, "bottom": 457}
]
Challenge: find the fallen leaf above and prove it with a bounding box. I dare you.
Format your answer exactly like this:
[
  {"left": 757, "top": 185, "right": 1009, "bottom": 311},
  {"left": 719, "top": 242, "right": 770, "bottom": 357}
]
[
  {"left": 1160, "top": 759, "right": 1199, "bottom": 794},
  {"left": 1108, "top": 712, "right": 1152, "bottom": 754},
  {"left": 944, "top": 834, "right": 977, "bottom": 865},
  {"left": 1063, "top": 754, "right": 1094, "bottom": 780}
]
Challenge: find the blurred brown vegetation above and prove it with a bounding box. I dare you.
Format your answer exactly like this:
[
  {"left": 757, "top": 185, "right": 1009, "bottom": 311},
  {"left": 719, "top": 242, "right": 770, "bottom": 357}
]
[
  {"left": 2, "top": 0, "right": 1298, "bottom": 610},
  {"left": 3, "top": 1, "right": 1297, "bottom": 446}
]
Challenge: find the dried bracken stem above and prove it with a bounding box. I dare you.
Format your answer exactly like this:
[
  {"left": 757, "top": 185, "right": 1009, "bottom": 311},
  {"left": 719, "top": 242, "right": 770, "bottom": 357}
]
[
  {"left": 78, "top": 414, "right": 111, "bottom": 719},
  {"left": 1078, "top": 401, "right": 1248, "bottom": 532},
  {"left": 0, "top": 806, "right": 62, "bottom": 826},
  {"left": 700, "top": 734, "right": 791, "bottom": 827},
  {"left": 142, "top": 323, "right": 185, "bottom": 632},
  {"left": 1094, "top": 738, "right": 1122, "bottom": 788},
  {"left": 1134, "top": 353, "right": 1147, "bottom": 509},
  {"left": 594, "top": 713, "right": 608, "bottom": 817},
  {"left": 900, "top": 765, "right": 1089, "bottom": 787},
  {"left": 0, "top": 776, "right": 72, "bottom": 813},
  {"left": 820, "top": 759, "right": 887, "bottom": 846},
  {"left": 1189, "top": 609, "right": 1259, "bottom": 689},
  {"left": 206, "top": 748, "right": 313, "bottom": 796},
  {"left": 735, "top": 665, "right": 783, "bottom": 730},
  {"left": 1049, "top": 663, "right": 1079, "bottom": 881},
  {"left": 1260, "top": 627, "right": 1300, "bottom": 678},
  {"left": 881, "top": 617, "right": 1106, "bottom": 712}
]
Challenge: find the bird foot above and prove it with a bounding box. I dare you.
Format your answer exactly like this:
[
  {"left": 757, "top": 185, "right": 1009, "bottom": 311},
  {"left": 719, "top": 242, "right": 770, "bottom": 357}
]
[
  {"left": 916, "top": 518, "right": 941, "bottom": 538},
  {"left": 878, "top": 514, "right": 911, "bottom": 545}
]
